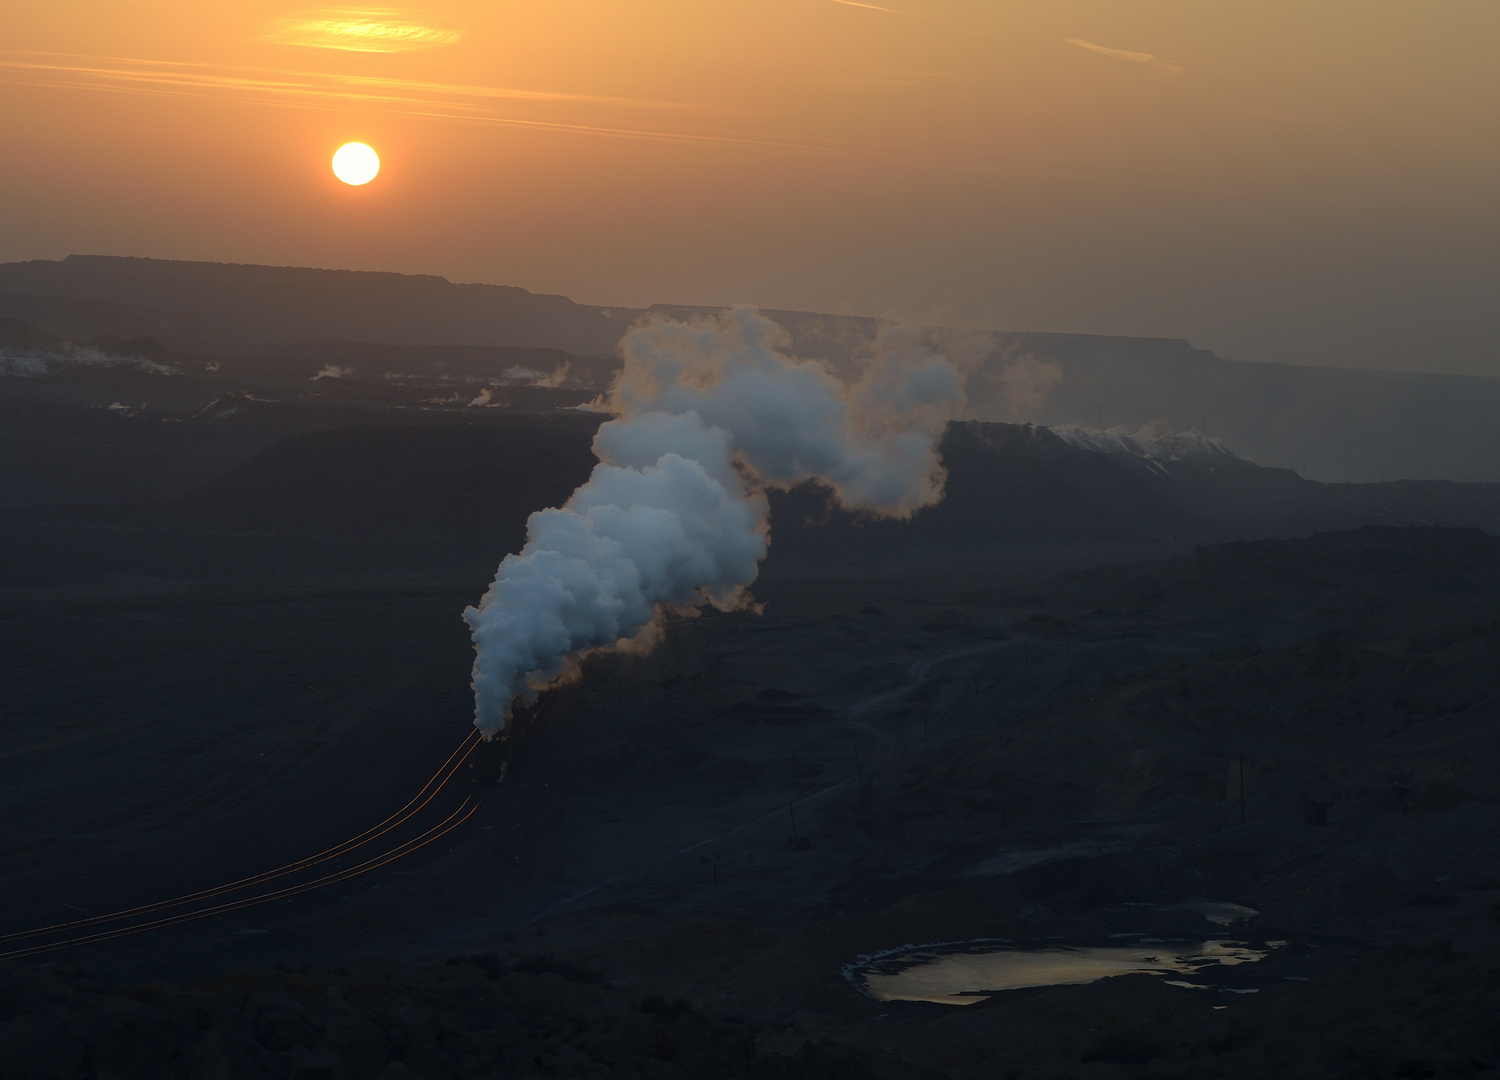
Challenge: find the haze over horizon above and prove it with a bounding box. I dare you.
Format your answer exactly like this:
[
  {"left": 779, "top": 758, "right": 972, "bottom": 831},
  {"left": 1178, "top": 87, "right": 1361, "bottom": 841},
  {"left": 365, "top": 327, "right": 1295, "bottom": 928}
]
[{"left": 4, "top": 2, "right": 1498, "bottom": 377}]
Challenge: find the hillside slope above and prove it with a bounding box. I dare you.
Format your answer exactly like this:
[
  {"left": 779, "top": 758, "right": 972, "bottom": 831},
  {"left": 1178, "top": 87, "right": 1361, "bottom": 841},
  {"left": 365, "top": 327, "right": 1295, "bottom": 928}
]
[{"left": 4, "top": 417, "right": 1496, "bottom": 588}]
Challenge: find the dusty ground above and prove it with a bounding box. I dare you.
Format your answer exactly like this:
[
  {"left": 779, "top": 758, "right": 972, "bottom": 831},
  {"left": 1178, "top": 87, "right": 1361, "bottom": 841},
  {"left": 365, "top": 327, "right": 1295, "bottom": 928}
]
[
  {"left": 4, "top": 525, "right": 1500, "bottom": 1078},
  {"left": 3, "top": 363, "right": 1499, "bottom": 1077},
  {"left": 2, "top": 537, "right": 1186, "bottom": 980}
]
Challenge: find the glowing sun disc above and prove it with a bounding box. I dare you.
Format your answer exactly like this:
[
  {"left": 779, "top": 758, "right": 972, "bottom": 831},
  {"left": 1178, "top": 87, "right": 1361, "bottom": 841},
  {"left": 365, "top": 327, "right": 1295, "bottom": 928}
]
[{"left": 332, "top": 142, "right": 380, "bottom": 185}]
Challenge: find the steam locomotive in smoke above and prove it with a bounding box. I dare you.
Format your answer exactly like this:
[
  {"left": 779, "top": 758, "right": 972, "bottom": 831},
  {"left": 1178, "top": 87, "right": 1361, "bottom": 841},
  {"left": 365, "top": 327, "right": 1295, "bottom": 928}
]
[{"left": 467, "top": 693, "right": 553, "bottom": 785}]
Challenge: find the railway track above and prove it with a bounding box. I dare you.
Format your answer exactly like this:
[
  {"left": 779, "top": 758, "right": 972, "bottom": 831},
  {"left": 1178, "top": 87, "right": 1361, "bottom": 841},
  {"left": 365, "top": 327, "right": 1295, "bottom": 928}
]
[{"left": 0, "top": 728, "right": 483, "bottom": 962}]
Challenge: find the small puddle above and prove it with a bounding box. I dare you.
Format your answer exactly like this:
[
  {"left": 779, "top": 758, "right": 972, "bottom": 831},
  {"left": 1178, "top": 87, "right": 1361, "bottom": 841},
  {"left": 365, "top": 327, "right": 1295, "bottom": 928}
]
[{"left": 848, "top": 938, "right": 1272, "bottom": 1006}]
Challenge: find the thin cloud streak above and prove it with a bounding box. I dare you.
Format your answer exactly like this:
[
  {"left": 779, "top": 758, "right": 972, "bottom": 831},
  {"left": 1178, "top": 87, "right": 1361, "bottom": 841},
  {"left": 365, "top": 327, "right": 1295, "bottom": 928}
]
[
  {"left": 1065, "top": 38, "right": 1183, "bottom": 76},
  {"left": 828, "top": 0, "right": 901, "bottom": 12},
  {"left": 407, "top": 109, "right": 894, "bottom": 158},
  {"left": 0, "top": 51, "right": 890, "bottom": 160},
  {"left": 0, "top": 52, "right": 707, "bottom": 111}
]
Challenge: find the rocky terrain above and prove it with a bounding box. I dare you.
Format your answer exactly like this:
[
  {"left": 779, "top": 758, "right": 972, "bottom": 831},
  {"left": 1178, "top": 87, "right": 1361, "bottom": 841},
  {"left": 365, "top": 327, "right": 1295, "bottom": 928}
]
[
  {"left": 4, "top": 511, "right": 1499, "bottom": 1078},
  {"left": 3, "top": 297, "right": 1499, "bottom": 1077},
  {"left": 7, "top": 253, "right": 1500, "bottom": 482},
  {"left": 3, "top": 939, "right": 1496, "bottom": 1079}
]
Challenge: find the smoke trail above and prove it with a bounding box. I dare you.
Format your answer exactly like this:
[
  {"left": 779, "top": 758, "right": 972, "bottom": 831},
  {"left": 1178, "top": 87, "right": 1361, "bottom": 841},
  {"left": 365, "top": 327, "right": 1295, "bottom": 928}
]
[
  {"left": 999, "top": 354, "right": 1061, "bottom": 417},
  {"left": 463, "top": 306, "right": 967, "bottom": 735}
]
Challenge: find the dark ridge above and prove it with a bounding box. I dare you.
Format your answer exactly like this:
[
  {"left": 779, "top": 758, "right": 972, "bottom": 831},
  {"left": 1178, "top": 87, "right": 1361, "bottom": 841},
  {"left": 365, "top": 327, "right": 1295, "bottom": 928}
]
[
  {"left": 4, "top": 417, "right": 1497, "bottom": 588},
  {"left": 172, "top": 414, "right": 604, "bottom": 542},
  {"left": 89, "top": 333, "right": 173, "bottom": 363},
  {"left": 0, "top": 317, "right": 67, "bottom": 352},
  {"left": 133, "top": 419, "right": 1275, "bottom": 547},
  {"left": 271, "top": 339, "right": 620, "bottom": 390},
  {"left": 0, "top": 255, "right": 637, "bottom": 357}
]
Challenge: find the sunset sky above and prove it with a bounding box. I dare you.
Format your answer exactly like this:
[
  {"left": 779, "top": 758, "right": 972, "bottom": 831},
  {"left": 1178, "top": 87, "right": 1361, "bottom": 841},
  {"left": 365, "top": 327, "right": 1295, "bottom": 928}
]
[{"left": 4, "top": 2, "right": 1497, "bottom": 374}]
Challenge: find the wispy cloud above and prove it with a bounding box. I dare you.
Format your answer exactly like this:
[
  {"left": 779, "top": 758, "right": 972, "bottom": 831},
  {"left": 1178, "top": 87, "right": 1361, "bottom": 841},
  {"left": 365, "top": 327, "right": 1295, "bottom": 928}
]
[
  {"left": 828, "top": 0, "right": 901, "bottom": 12},
  {"left": 263, "top": 9, "right": 462, "bottom": 53},
  {"left": 1065, "top": 38, "right": 1183, "bottom": 76},
  {"left": 820, "top": 68, "right": 970, "bottom": 92},
  {"left": 0, "top": 52, "right": 712, "bottom": 112},
  {"left": 0, "top": 50, "right": 888, "bottom": 158}
]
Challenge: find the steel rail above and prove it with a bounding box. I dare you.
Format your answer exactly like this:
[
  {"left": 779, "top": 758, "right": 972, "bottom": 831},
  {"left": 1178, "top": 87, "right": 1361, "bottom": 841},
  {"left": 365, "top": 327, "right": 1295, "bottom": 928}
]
[
  {"left": 0, "top": 728, "right": 482, "bottom": 946},
  {"left": 0, "top": 794, "right": 483, "bottom": 961}
]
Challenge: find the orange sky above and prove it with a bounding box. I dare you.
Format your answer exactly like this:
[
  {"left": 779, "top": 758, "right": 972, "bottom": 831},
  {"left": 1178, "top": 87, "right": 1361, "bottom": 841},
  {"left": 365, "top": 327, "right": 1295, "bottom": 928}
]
[{"left": 3, "top": 1, "right": 1498, "bottom": 373}]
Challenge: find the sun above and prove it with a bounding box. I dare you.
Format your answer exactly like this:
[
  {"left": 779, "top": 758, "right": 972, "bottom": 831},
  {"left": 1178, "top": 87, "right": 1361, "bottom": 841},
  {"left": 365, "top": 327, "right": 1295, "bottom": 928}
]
[{"left": 332, "top": 142, "right": 380, "bottom": 185}]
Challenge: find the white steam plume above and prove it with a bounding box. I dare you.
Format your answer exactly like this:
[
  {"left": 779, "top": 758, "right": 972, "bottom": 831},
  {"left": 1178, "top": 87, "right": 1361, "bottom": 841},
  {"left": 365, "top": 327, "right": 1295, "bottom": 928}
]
[
  {"left": 999, "top": 354, "right": 1061, "bottom": 417},
  {"left": 463, "top": 306, "right": 967, "bottom": 736}
]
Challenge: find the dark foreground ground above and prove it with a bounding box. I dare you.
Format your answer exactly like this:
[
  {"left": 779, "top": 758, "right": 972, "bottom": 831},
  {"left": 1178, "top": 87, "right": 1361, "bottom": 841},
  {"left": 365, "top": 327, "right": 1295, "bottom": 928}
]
[
  {"left": 2, "top": 377, "right": 1499, "bottom": 1077},
  {"left": 4, "top": 937, "right": 1496, "bottom": 1080},
  {"left": 5, "top": 523, "right": 1499, "bottom": 1079}
]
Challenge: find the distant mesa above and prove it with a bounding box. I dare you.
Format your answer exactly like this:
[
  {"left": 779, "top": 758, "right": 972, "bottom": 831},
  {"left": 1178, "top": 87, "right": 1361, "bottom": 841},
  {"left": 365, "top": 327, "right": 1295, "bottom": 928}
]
[
  {"left": 2, "top": 254, "right": 1500, "bottom": 482},
  {"left": 0, "top": 254, "right": 636, "bottom": 358},
  {"left": 0, "top": 316, "right": 66, "bottom": 352}
]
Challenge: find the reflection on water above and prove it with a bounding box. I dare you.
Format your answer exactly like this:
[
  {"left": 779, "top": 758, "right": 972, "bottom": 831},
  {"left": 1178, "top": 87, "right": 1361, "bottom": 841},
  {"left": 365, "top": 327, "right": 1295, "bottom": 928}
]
[{"left": 856, "top": 939, "right": 1268, "bottom": 1006}]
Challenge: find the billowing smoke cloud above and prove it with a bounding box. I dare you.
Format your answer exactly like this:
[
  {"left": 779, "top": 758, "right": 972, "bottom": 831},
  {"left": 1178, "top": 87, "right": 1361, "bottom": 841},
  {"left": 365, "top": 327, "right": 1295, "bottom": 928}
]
[
  {"left": 999, "top": 354, "right": 1062, "bottom": 417},
  {"left": 463, "top": 306, "right": 967, "bottom": 735}
]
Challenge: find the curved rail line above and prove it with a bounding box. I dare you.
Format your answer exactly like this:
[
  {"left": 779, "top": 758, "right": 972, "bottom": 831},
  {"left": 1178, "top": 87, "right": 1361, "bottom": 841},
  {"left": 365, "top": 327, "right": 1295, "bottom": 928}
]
[
  {"left": 0, "top": 728, "right": 483, "bottom": 958},
  {"left": 0, "top": 795, "right": 483, "bottom": 961}
]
